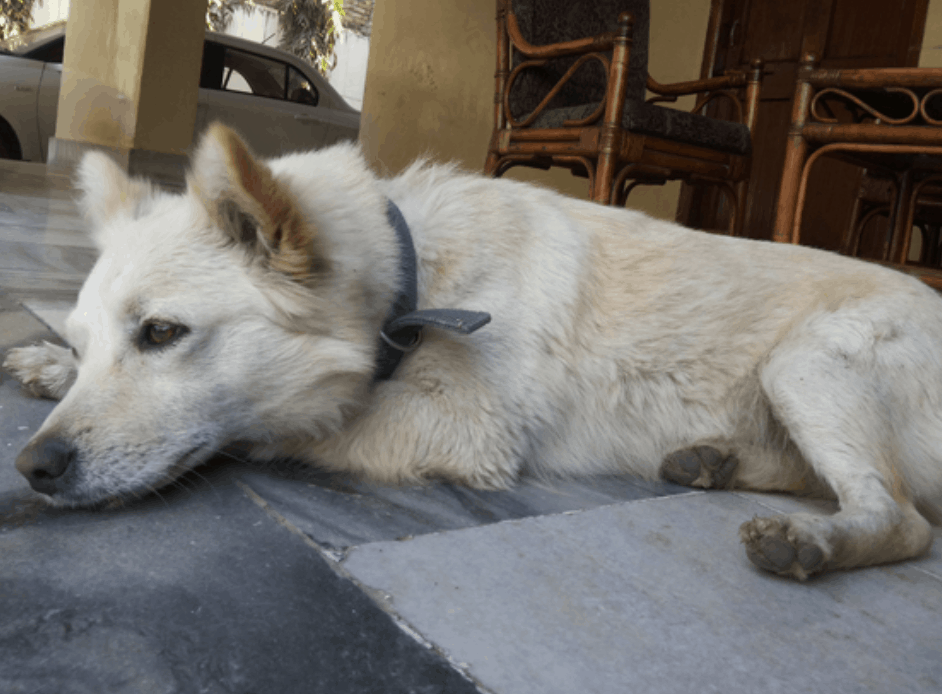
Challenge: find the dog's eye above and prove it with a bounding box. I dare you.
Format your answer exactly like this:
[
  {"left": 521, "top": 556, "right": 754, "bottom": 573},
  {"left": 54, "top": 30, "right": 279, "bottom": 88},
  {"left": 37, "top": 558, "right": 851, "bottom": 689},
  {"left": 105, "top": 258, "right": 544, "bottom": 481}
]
[{"left": 140, "top": 322, "right": 188, "bottom": 349}]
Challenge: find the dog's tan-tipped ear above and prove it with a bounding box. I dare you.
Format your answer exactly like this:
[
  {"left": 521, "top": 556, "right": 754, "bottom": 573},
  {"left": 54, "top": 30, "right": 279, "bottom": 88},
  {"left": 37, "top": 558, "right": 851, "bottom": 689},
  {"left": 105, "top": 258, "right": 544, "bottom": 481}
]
[
  {"left": 188, "top": 123, "right": 322, "bottom": 279},
  {"left": 75, "top": 151, "right": 153, "bottom": 230}
]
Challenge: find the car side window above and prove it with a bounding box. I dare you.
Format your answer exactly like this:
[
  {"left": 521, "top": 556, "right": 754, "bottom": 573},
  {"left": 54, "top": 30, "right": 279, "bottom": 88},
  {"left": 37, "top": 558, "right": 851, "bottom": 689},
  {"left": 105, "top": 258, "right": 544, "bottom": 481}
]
[
  {"left": 221, "top": 46, "right": 287, "bottom": 100},
  {"left": 287, "top": 66, "right": 319, "bottom": 107},
  {"left": 200, "top": 41, "right": 225, "bottom": 90},
  {"left": 24, "top": 36, "right": 64, "bottom": 64}
]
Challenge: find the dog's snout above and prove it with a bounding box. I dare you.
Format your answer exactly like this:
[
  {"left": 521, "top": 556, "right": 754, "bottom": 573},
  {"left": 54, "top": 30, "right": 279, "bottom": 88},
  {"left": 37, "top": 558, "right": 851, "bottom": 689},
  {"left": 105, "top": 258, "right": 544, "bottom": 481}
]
[{"left": 15, "top": 435, "right": 76, "bottom": 495}]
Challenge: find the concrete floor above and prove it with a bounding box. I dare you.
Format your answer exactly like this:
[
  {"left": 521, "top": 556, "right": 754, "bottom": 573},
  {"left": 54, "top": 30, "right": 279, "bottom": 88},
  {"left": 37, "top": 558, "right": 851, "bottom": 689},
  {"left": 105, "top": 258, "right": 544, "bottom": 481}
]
[{"left": 1, "top": 159, "right": 940, "bottom": 694}]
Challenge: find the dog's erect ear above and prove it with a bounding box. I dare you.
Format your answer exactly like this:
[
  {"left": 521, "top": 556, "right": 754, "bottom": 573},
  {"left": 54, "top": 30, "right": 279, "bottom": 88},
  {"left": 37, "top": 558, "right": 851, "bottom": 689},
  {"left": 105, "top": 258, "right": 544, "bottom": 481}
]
[
  {"left": 188, "top": 123, "right": 323, "bottom": 279},
  {"left": 75, "top": 151, "right": 154, "bottom": 230}
]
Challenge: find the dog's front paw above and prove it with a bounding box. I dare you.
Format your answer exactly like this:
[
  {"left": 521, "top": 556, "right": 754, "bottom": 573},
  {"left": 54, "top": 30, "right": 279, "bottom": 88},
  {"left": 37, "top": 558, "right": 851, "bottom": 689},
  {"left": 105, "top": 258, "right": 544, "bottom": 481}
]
[
  {"left": 739, "top": 515, "right": 828, "bottom": 581},
  {"left": 661, "top": 445, "right": 738, "bottom": 488},
  {"left": 3, "top": 342, "right": 77, "bottom": 400}
]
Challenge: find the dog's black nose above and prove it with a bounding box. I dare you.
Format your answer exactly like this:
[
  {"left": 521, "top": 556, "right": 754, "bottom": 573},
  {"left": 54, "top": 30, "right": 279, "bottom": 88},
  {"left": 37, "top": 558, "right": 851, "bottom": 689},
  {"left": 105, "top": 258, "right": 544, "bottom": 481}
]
[{"left": 15, "top": 435, "right": 76, "bottom": 495}]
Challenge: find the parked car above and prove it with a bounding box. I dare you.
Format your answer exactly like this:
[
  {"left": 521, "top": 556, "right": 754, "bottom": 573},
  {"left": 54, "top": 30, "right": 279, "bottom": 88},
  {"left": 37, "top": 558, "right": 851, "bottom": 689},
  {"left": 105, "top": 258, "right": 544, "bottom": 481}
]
[{"left": 0, "top": 22, "right": 360, "bottom": 162}]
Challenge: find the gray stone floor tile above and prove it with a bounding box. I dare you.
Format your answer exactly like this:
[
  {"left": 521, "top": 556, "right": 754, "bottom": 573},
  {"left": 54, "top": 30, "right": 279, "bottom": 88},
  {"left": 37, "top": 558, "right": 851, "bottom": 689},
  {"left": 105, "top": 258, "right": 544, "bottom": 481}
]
[
  {"left": 0, "top": 239, "right": 97, "bottom": 278},
  {"left": 0, "top": 300, "right": 61, "bottom": 497},
  {"left": 0, "top": 160, "right": 73, "bottom": 197},
  {"left": 0, "top": 378, "right": 56, "bottom": 496},
  {"left": 0, "top": 475, "right": 480, "bottom": 694},
  {"left": 343, "top": 492, "right": 942, "bottom": 694},
  {"left": 19, "top": 297, "right": 75, "bottom": 337},
  {"left": 0, "top": 217, "right": 90, "bottom": 240},
  {"left": 0, "top": 269, "right": 87, "bottom": 293},
  {"left": 0, "top": 298, "right": 60, "bottom": 348}
]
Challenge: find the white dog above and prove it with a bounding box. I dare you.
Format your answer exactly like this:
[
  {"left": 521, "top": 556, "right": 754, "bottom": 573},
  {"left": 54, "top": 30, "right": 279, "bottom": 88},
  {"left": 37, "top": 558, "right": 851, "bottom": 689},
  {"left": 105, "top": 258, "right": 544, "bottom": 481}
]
[{"left": 5, "top": 124, "right": 941, "bottom": 580}]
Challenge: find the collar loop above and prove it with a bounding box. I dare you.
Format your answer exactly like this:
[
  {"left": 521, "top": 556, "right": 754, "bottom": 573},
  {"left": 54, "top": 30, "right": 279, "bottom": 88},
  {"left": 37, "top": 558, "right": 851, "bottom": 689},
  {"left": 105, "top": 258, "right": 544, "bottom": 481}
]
[{"left": 373, "top": 200, "right": 491, "bottom": 381}]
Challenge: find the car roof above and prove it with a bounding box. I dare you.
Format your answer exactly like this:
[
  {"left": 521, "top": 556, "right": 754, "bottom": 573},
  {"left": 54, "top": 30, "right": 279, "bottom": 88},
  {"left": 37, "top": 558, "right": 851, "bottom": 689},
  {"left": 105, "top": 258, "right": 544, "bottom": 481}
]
[{"left": 1, "top": 22, "right": 357, "bottom": 113}]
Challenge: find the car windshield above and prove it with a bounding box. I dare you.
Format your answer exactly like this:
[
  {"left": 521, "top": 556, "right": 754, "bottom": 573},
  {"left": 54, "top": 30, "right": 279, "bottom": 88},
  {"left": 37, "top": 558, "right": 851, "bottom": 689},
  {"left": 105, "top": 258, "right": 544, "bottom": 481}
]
[{"left": 0, "top": 21, "right": 65, "bottom": 54}]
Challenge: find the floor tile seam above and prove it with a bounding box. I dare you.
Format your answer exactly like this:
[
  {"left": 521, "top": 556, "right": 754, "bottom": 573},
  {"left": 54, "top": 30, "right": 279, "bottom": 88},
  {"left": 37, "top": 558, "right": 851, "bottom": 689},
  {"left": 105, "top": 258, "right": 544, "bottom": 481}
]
[
  {"left": 234, "top": 479, "right": 496, "bottom": 694},
  {"left": 15, "top": 301, "right": 68, "bottom": 340},
  {"left": 0, "top": 279, "right": 85, "bottom": 296},
  {"left": 343, "top": 488, "right": 709, "bottom": 552},
  {"left": 727, "top": 489, "right": 813, "bottom": 515},
  {"left": 909, "top": 564, "right": 942, "bottom": 583}
]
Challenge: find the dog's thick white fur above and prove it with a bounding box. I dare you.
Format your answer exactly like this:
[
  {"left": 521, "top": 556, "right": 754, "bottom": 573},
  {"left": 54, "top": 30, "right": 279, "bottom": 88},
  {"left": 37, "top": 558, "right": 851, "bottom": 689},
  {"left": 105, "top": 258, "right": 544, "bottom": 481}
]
[{"left": 4, "top": 124, "right": 942, "bottom": 579}]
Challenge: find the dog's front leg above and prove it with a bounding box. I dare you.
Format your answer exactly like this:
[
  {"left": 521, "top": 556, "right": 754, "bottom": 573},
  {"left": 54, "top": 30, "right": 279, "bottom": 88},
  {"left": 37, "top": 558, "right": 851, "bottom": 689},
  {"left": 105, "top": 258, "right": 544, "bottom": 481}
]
[
  {"left": 3, "top": 341, "right": 77, "bottom": 400},
  {"left": 307, "top": 375, "right": 522, "bottom": 491}
]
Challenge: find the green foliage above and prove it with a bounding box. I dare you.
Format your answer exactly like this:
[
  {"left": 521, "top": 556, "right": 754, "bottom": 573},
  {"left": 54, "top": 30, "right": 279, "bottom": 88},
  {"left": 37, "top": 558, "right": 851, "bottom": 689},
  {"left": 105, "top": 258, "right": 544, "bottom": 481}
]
[
  {"left": 206, "top": 0, "right": 345, "bottom": 77},
  {"left": 0, "top": 0, "right": 41, "bottom": 41},
  {"left": 274, "top": 0, "right": 345, "bottom": 76},
  {"left": 206, "top": 0, "right": 245, "bottom": 32}
]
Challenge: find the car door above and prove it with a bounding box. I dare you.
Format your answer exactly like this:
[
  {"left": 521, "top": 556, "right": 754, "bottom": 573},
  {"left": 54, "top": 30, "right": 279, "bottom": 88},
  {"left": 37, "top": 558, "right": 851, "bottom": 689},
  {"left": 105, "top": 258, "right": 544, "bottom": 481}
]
[
  {"left": 195, "top": 41, "right": 329, "bottom": 157},
  {"left": 37, "top": 61, "right": 61, "bottom": 161},
  {"left": 0, "top": 54, "right": 44, "bottom": 161}
]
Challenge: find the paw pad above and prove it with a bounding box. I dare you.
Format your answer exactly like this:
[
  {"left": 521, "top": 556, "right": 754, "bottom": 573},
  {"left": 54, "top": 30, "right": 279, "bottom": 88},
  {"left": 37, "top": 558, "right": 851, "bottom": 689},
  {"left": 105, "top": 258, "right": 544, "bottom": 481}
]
[
  {"left": 740, "top": 517, "right": 826, "bottom": 580},
  {"left": 661, "top": 446, "right": 737, "bottom": 488}
]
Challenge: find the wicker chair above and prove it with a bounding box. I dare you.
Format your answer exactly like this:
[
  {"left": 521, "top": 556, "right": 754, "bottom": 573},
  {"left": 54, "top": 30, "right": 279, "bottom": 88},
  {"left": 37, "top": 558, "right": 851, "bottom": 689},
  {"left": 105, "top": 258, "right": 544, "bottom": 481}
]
[
  {"left": 484, "top": 0, "right": 763, "bottom": 234},
  {"left": 772, "top": 54, "right": 942, "bottom": 290}
]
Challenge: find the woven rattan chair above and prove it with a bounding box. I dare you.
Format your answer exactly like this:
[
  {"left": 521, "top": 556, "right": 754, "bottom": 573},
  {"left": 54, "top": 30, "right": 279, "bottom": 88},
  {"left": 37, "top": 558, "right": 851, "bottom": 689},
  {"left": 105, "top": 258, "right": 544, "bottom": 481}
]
[
  {"left": 484, "top": 0, "right": 763, "bottom": 234},
  {"left": 773, "top": 54, "right": 942, "bottom": 289}
]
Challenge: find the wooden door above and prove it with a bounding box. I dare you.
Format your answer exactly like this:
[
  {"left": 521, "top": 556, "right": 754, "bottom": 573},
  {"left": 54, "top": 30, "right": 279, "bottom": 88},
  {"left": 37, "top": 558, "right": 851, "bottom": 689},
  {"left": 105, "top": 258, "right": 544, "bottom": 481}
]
[{"left": 680, "top": 0, "right": 929, "bottom": 248}]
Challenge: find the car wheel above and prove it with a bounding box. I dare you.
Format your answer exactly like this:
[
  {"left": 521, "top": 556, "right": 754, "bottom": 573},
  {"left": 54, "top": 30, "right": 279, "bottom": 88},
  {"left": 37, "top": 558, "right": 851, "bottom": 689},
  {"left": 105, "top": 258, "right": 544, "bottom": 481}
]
[{"left": 0, "top": 135, "right": 18, "bottom": 160}]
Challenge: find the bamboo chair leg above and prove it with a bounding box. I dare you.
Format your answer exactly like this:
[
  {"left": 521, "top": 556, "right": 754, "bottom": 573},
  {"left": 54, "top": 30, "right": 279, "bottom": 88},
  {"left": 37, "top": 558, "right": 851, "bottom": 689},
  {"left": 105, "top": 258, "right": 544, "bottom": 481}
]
[
  {"left": 732, "top": 179, "right": 749, "bottom": 236},
  {"left": 484, "top": 150, "right": 501, "bottom": 177},
  {"left": 773, "top": 133, "right": 809, "bottom": 243},
  {"left": 886, "top": 170, "right": 914, "bottom": 262},
  {"left": 592, "top": 11, "right": 633, "bottom": 205},
  {"left": 773, "top": 55, "right": 815, "bottom": 243}
]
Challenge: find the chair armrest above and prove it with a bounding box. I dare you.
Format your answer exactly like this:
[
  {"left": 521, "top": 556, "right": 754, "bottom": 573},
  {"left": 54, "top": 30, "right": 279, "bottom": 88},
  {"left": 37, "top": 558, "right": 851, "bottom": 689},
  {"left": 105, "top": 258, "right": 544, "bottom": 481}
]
[
  {"left": 646, "top": 60, "right": 765, "bottom": 131},
  {"left": 646, "top": 72, "right": 748, "bottom": 98},
  {"left": 505, "top": 6, "right": 620, "bottom": 59},
  {"left": 808, "top": 66, "right": 942, "bottom": 90}
]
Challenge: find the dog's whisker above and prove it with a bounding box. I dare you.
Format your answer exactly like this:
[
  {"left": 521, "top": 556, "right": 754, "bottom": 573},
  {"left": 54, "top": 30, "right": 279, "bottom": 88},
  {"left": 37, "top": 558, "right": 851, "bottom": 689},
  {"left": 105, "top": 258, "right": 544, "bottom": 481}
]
[
  {"left": 215, "top": 447, "right": 251, "bottom": 465},
  {"left": 145, "top": 484, "right": 171, "bottom": 509}
]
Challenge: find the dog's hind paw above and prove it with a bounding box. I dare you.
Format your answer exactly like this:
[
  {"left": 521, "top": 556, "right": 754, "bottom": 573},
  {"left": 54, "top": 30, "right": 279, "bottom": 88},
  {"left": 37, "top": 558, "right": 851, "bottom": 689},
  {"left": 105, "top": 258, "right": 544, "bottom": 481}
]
[
  {"left": 2, "top": 342, "right": 77, "bottom": 400},
  {"left": 739, "top": 515, "right": 828, "bottom": 581},
  {"left": 660, "top": 445, "right": 738, "bottom": 488}
]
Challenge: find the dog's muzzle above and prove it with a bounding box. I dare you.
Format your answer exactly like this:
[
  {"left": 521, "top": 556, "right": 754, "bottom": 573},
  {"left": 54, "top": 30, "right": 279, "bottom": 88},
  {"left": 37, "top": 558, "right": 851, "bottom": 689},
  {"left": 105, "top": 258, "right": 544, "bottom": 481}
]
[{"left": 15, "top": 434, "right": 76, "bottom": 495}]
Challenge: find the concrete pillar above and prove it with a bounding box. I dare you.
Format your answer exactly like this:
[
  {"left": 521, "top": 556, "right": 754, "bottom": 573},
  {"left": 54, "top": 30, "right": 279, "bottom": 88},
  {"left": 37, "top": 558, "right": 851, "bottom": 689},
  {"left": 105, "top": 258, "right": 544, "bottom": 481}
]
[{"left": 48, "top": 0, "right": 205, "bottom": 183}]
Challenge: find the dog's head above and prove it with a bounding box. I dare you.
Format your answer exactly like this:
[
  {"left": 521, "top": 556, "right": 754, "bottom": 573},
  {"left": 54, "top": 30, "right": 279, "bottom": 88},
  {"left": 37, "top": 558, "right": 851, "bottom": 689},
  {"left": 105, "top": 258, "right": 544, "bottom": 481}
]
[{"left": 14, "top": 125, "right": 392, "bottom": 507}]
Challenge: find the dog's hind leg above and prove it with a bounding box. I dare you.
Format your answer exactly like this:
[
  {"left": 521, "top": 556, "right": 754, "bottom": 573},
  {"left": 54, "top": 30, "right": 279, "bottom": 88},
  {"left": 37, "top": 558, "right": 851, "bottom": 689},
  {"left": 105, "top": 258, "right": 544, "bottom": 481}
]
[
  {"left": 738, "top": 316, "right": 934, "bottom": 580},
  {"left": 3, "top": 342, "right": 77, "bottom": 400}
]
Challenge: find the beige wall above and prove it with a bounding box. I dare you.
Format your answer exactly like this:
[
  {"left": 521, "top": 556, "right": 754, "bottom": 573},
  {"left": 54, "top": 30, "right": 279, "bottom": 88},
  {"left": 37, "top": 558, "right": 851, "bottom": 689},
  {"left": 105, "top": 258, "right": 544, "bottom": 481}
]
[
  {"left": 359, "top": 0, "right": 495, "bottom": 176},
  {"left": 56, "top": 0, "right": 205, "bottom": 154},
  {"left": 921, "top": 0, "right": 942, "bottom": 66},
  {"left": 360, "top": 0, "right": 711, "bottom": 220}
]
